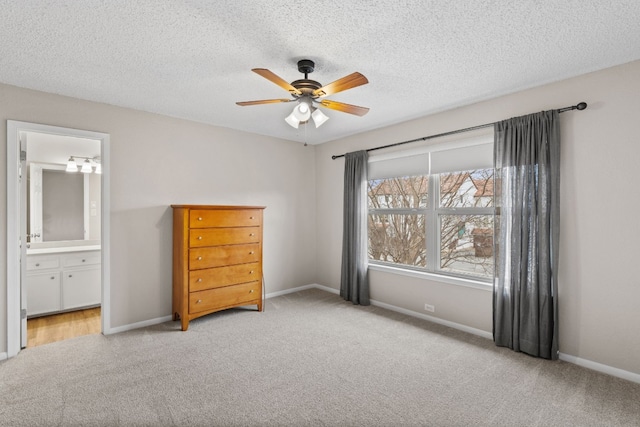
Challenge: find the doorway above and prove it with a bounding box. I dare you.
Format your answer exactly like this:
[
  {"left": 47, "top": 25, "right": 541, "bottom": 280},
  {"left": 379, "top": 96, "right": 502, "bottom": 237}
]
[{"left": 6, "top": 121, "right": 111, "bottom": 358}]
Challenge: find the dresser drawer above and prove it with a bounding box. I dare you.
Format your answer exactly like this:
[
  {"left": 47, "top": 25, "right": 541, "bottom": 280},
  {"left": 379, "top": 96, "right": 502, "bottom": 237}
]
[
  {"left": 189, "top": 281, "right": 261, "bottom": 314},
  {"left": 189, "top": 209, "right": 262, "bottom": 228},
  {"left": 189, "top": 262, "right": 261, "bottom": 292},
  {"left": 189, "top": 244, "right": 260, "bottom": 269},
  {"left": 26, "top": 256, "right": 60, "bottom": 271},
  {"left": 189, "top": 227, "right": 260, "bottom": 247}
]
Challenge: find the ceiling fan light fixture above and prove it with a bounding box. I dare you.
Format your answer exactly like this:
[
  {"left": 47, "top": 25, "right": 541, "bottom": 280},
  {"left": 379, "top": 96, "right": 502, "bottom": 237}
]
[
  {"left": 292, "top": 100, "right": 312, "bottom": 122},
  {"left": 311, "top": 108, "right": 329, "bottom": 128},
  {"left": 285, "top": 111, "right": 300, "bottom": 128}
]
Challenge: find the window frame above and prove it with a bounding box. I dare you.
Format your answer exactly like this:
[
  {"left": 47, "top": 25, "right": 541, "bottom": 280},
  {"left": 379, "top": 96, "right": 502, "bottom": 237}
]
[{"left": 366, "top": 136, "right": 495, "bottom": 288}]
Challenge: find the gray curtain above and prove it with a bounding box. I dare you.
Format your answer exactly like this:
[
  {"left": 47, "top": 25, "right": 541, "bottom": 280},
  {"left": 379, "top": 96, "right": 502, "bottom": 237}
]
[
  {"left": 493, "top": 110, "right": 560, "bottom": 360},
  {"left": 340, "top": 150, "right": 370, "bottom": 305}
]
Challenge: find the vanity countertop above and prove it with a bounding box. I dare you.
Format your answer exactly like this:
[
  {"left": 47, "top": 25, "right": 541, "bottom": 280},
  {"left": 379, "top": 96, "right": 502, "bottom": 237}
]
[{"left": 26, "top": 245, "right": 101, "bottom": 255}]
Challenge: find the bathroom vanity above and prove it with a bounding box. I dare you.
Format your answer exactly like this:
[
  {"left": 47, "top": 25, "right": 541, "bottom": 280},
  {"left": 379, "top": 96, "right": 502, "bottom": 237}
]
[{"left": 26, "top": 243, "right": 101, "bottom": 317}]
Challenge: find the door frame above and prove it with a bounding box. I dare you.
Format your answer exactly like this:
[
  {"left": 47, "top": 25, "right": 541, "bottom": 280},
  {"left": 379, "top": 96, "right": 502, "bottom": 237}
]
[{"left": 6, "top": 120, "right": 111, "bottom": 358}]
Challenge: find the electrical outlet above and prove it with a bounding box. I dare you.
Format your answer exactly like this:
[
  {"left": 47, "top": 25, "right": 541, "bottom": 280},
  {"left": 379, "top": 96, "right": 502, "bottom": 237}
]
[{"left": 424, "top": 303, "right": 435, "bottom": 312}]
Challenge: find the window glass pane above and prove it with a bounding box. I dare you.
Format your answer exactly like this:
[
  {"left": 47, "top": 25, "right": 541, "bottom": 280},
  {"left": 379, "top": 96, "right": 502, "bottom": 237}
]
[
  {"left": 368, "top": 176, "right": 428, "bottom": 209},
  {"left": 368, "top": 213, "right": 426, "bottom": 267},
  {"left": 440, "top": 214, "right": 494, "bottom": 279},
  {"left": 440, "top": 169, "right": 494, "bottom": 208}
]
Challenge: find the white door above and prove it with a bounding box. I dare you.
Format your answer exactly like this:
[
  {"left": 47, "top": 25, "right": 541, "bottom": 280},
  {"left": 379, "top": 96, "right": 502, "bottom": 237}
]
[{"left": 19, "top": 134, "right": 28, "bottom": 348}]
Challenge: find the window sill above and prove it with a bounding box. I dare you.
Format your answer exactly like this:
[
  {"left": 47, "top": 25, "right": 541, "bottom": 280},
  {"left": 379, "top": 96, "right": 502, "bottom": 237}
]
[{"left": 368, "top": 263, "right": 493, "bottom": 291}]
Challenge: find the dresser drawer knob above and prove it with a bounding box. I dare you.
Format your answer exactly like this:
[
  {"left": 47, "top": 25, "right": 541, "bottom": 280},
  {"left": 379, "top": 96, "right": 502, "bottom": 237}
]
[
  {"left": 249, "top": 251, "right": 254, "bottom": 255},
  {"left": 35, "top": 263, "right": 40, "bottom": 267},
  {"left": 197, "top": 278, "right": 202, "bottom": 282},
  {"left": 51, "top": 276, "right": 55, "bottom": 280},
  {"left": 249, "top": 270, "right": 254, "bottom": 274},
  {"left": 82, "top": 259, "right": 86, "bottom": 262},
  {"left": 249, "top": 216, "right": 254, "bottom": 220},
  {"left": 197, "top": 256, "right": 203, "bottom": 260},
  {"left": 249, "top": 289, "right": 254, "bottom": 293},
  {"left": 198, "top": 236, "right": 203, "bottom": 240},
  {"left": 196, "top": 299, "right": 202, "bottom": 304},
  {"left": 249, "top": 233, "right": 255, "bottom": 236},
  {"left": 198, "top": 217, "right": 203, "bottom": 221}
]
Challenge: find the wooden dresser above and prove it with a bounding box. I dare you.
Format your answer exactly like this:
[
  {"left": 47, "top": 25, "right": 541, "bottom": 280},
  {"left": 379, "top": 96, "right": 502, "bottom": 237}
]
[{"left": 172, "top": 205, "right": 265, "bottom": 331}]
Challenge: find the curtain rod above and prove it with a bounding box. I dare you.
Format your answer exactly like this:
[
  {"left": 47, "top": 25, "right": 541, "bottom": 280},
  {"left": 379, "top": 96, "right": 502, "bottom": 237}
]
[{"left": 331, "top": 102, "right": 587, "bottom": 160}]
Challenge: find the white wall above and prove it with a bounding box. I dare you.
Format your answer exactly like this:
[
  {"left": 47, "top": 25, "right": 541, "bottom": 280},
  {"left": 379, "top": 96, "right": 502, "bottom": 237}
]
[
  {"left": 1, "top": 83, "right": 318, "bottom": 354},
  {"left": 315, "top": 59, "right": 640, "bottom": 376}
]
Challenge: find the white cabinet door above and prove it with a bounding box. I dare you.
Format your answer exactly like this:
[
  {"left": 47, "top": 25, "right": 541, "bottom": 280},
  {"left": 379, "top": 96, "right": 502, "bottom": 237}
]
[
  {"left": 62, "top": 267, "right": 101, "bottom": 310},
  {"left": 26, "top": 272, "right": 61, "bottom": 316}
]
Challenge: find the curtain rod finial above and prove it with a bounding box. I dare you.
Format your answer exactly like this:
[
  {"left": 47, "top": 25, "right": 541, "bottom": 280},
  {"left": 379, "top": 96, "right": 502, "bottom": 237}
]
[{"left": 576, "top": 102, "right": 587, "bottom": 110}]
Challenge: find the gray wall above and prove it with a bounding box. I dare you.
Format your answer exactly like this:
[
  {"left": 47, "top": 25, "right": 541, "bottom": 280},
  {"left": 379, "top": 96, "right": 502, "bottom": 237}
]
[
  {"left": 315, "top": 59, "right": 640, "bottom": 376},
  {"left": 0, "top": 83, "right": 317, "bottom": 353}
]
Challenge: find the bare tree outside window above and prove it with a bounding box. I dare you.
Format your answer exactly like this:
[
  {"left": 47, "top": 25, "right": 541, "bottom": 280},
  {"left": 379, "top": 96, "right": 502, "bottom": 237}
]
[
  {"left": 368, "top": 177, "right": 427, "bottom": 267},
  {"left": 367, "top": 169, "right": 494, "bottom": 280}
]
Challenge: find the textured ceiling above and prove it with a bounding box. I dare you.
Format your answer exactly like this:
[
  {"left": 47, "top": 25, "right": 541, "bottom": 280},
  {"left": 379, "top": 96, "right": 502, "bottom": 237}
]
[{"left": 1, "top": 1, "right": 640, "bottom": 145}]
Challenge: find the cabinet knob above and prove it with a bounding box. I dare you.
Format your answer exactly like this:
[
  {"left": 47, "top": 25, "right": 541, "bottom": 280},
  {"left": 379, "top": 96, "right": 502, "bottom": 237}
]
[
  {"left": 198, "top": 217, "right": 203, "bottom": 221},
  {"left": 51, "top": 276, "right": 55, "bottom": 280},
  {"left": 249, "top": 289, "right": 254, "bottom": 293},
  {"left": 249, "top": 216, "right": 254, "bottom": 220},
  {"left": 35, "top": 263, "right": 40, "bottom": 267},
  {"left": 82, "top": 259, "right": 86, "bottom": 262},
  {"left": 197, "top": 256, "right": 202, "bottom": 261},
  {"left": 196, "top": 299, "right": 202, "bottom": 304},
  {"left": 249, "top": 270, "right": 254, "bottom": 274},
  {"left": 249, "top": 233, "right": 255, "bottom": 236},
  {"left": 249, "top": 251, "right": 254, "bottom": 255},
  {"left": 68, "top": 274, "right": 73, "bottom": 278},
  {"left": 198, "top": 236, "right": 203, "bottom": 240}
]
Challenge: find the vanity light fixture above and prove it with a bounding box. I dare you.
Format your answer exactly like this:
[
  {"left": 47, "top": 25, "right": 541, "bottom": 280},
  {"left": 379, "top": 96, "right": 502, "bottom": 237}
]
[
  {"left": 66, "top": 156, "right": 78, "bottom": 172},
  {"left": 66, "top": 155, "right": 101, "bottom": 174}
]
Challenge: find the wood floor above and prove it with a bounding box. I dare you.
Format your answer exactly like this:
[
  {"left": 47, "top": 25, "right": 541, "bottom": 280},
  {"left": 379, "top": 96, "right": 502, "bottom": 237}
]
[{"left": 27, "top": 307, "right": 101, "bottom": 348}]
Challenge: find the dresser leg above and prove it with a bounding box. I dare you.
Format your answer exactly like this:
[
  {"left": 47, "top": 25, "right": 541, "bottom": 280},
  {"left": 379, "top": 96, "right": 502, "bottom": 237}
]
[
  {"left": 181, "top": 317, "right": 189, "bottom": 331},
  {"left": 257, "top": 301, "right": 263, "bottom": 312}
]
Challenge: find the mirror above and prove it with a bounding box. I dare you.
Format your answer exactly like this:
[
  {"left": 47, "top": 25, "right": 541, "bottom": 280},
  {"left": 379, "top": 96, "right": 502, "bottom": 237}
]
[
  {"left": 28, "top": 163, "right": 101, "bottom": 243},
  {"left": 24, "top": 131, "right": 101, "bottom": 248}
]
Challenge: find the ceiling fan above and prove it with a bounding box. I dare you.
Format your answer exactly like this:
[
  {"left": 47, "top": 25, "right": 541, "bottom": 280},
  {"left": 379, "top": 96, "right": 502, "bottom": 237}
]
[{"left": 236, "top": 59, "right": 369, "bottom": 128}]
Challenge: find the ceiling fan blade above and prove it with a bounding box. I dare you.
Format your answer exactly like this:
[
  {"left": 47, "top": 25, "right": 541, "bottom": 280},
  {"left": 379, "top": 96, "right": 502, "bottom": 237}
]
[
  {"left": 252, "top": 68, "right": 302, "bottom": 95},
  {"left": 236, "top": 98, "right": 294, "bottom": 106},
  {"left": 312, "top": 72, "right": 368, "bottom": 97},
  {"left": 319, "top": 99, "right": 369, "bottom": 116}
]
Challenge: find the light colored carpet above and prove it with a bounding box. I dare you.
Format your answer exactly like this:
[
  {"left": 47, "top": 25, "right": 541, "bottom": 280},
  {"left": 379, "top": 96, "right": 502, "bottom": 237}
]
[{"left": 1, "top": 288, "right": 639, "bottom": 426}]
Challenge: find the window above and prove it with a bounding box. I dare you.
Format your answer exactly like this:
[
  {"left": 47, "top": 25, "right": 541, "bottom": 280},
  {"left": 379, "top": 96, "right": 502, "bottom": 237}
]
[{"left": 367, "top": 139, "right": 494, "bottom": 282}]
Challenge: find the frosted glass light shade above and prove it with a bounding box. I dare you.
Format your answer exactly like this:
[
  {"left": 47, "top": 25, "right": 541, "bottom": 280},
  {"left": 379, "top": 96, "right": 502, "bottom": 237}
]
[
  {"left": 94, "top": 163, "right": 102, "bottom": 174},
  {"left": 311, "top": 109, "right": 329, "bottom": 128},
  {"left": 66, "top": 157, "right": 78, "bottom": 172},
  {"left": 285, "top": 111, "right": 300, "bottom": 128},
  {"left": 80, "top": 159, "right": 92, "bottom": 173}
]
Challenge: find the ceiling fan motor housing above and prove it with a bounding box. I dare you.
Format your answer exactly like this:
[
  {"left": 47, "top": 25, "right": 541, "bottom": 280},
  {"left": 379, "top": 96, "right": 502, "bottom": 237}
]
[{"left": 297, "top": 59, "right": 315, "bottom": 75}]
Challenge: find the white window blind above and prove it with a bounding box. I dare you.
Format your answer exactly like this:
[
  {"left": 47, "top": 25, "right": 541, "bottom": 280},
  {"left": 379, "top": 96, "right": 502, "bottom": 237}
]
[{"left": 368, "top": 135, "right": 494, "bottom": 179}]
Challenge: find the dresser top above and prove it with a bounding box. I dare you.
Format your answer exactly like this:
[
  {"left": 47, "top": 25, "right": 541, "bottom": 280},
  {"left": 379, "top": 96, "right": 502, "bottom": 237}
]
[{"left": 171, "top": 205, "right": 266, "bottom": 210}]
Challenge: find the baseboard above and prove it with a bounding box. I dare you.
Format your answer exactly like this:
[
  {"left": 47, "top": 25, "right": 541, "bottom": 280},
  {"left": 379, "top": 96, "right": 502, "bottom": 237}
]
[
  {"left": 0, "top": 351, "right": 7, "bottom": 361},
  {"left": 105, "top": 315, "right": 174, "bottom": 335},
  {"left": 368, "top": 297, "right": 493, "bottom": 340},
  {"left": 559, "top": 353, "right": 640, "bottom": 384},
  {"left": 277, "top": 284, "right": 492, "bottom": 339},
  {"left": 265, "top": 284, "right": 321, "bottom": 299}
]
